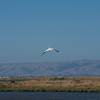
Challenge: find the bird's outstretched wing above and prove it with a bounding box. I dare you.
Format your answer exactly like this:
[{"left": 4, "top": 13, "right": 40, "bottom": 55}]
[
  {"left": 54, "top": 48, "right": 60, "bottom": 53},
  {"left": 40, "top": 51, "right": 46, "bottom": 56}
]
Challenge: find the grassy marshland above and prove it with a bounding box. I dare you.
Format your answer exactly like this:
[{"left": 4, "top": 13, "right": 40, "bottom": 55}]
[{"left": 0, "top": 77, "right": 100, "bottom": 92}]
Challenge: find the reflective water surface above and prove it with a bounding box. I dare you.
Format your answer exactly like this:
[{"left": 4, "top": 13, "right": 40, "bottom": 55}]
[{"left": 0, "top": 92, "right": 100, "bottom": 100}]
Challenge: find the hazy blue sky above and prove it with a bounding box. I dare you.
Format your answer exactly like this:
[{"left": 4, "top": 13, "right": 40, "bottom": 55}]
[{"left": 0, "top": 0, "right": 100, "bottom": 63}]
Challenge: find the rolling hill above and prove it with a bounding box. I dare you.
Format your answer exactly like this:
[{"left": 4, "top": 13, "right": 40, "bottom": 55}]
[{"left": 0, "top": 60, "right": 100, "bottom": 76}]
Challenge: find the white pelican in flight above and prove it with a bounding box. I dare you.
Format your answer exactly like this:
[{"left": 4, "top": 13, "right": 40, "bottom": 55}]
[{"left": 41, "top": 48, "right": 60, "bottom": 55}]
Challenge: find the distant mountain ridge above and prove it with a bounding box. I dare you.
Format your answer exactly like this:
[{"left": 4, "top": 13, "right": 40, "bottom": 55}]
[{"left": 0, "top": 60, "right": 100, "bottom": 76}]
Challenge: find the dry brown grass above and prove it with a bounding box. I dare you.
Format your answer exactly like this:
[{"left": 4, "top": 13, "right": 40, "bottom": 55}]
[{"left": 0, "top": 77, "right": 100, "bottom": 92}]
